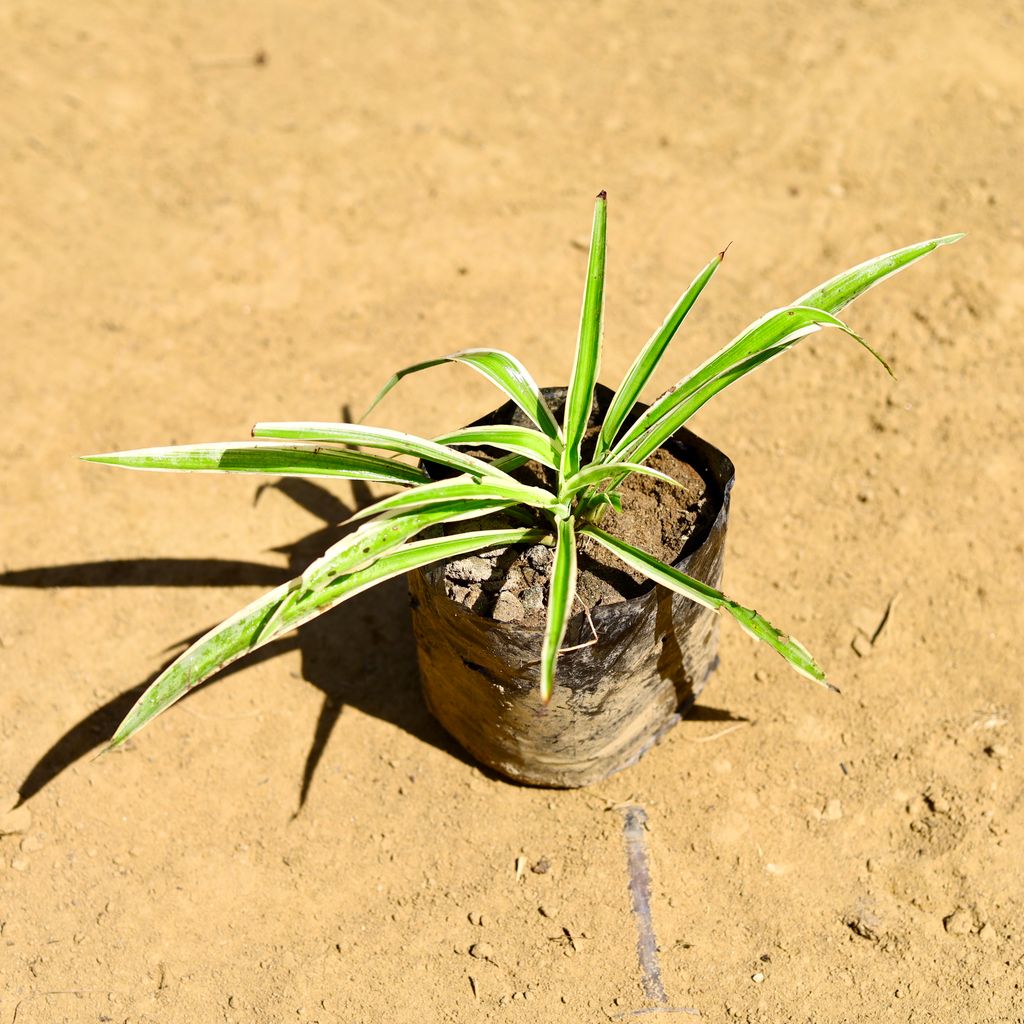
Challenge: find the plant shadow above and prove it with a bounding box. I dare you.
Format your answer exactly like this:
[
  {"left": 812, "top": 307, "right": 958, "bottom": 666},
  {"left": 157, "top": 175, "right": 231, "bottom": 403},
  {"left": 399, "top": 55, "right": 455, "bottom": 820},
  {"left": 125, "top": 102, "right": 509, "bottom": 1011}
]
[{"left": 5, "top": 476, "right": 477, "bottom": 814}]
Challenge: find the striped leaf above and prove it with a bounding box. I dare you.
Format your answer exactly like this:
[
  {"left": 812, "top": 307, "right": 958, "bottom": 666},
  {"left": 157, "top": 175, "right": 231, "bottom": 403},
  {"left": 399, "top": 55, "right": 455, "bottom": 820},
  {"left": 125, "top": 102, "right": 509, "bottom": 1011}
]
[
  {"left": 559, "top": 192, "right": 607, "bottom": 479},
  {"left": 362, "top": 348, "right": 561, "bottom": 440},
  {"left": 581, "top": 526, "right": 833, "bottom": 689},
  {"left": 560, "top": 460, "right": 680, "bottom": 502},
  {"left": 795, "top": 234, "right": 964, "bottom": 315},
  {"left": 345, "top": 475, "right": 566, "bottom": 524},
  {"left": 82, "top": 442, "right": 429, "bottom": 486},
  {"left": 539, "top": 515, "right": 578, "bottom": 703},
  {"left": 597, "top": 250, "right": 724, "bottom": 456},
  {"left": 108, "top": 524, "right": 547, "bottom": 748},
  {"left": 433, "top": 425, "right": 562, "bottom": 470},
  {"left": 251, "top": 421, "right": 513, "bottom": 481},
  {"left": 609, "top": 306, "right": 869, "bottom": 462}
]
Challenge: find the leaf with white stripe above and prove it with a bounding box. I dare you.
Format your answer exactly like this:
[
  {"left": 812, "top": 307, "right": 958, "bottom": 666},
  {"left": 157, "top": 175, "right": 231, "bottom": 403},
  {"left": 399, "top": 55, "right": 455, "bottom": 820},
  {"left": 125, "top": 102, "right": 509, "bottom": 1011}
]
[
  {"left": 539, "top": 515, "right": 578, "bottom": 703},
  {"left": 82, "top": 442, "right": 429, "bottom": 486},
  {"left": 251, "top": 421, "right": 513, "bottom": 481},
  {"left": 610, "top": 306, "right": 873, "bottom": 461},
  {"left": 581, "top": 526, "right": 833, "bottom": 688},
  {"left": 108, "top": 524, "right": 547, "bottom": 748},
  {"left": 597, "top": 250, "right": 723, "bottom": 456},
  {"left": 433, "top": 425, "right": 562, "bottom": 470},
  {"left": 362, "top": 349, "right": 561, "bottom": 440},
  {"left": 560, "top": 192, "right": 607, "bottom": 479},
  {"left": 795, "top": 234, "right": 964, "bottom": 315},
  {"left": 560, "top": 461, "right": 680, "bottom": 502},
  {"left": 345, "top": 475, "right": 566, "bottom": 524}
]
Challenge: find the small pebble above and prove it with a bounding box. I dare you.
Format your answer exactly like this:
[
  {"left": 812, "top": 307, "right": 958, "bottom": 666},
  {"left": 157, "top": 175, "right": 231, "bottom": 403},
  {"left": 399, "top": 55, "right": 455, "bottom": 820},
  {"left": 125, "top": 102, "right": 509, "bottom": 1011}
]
[
  {"left": 20, "top": 834, "right": 43, "bottom": 853},
  {"left": 979, "top": 923, "right": 997, "bottom": 944},
  {"left": 469, "top": 942, "right": 495, "bottom": 961},
  {"left": 446, "top": 556, "right": 493, "bottom": 584},
  {"left": 11, "top": 856, "right": 29, "bottom": 872},
  {"left": 539, "top": 904, "right": 559, "bottom": 919},
  {"left": 823, "top": 798, "right": 843, "bottom": 821},
  {"left": 754, "top": 669, "right": 767, "bottom": 683},
  {"left": 492, "top": 591, "right": 525, "bottom": 623},
  {"left": 522, "top": 586, "right": 545, "bottom": 612},
  {"left": 751, "top": 972, "right": 765, "bottom": 983},
  {"left": 530, "top": 857, "right": 551, "bottom": 874},
  {"left": 943, "top": 908, "right": 973, "bottom": 936},
  {"left": 984, "top": 744, "right": 1009, "bottom": 761},
  {"left": 467, "top": 911, "right": 485, "bottom": 927},
  {"left": 527, "top": 546, "right": 553, "bottom": 568}
]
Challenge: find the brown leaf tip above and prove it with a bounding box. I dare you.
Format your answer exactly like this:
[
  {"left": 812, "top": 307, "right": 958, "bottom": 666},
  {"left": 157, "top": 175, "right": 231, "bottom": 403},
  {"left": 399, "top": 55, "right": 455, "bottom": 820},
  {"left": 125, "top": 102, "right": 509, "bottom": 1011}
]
[{"left": 596, "top": 190, "right": 608, "bottom": 201}]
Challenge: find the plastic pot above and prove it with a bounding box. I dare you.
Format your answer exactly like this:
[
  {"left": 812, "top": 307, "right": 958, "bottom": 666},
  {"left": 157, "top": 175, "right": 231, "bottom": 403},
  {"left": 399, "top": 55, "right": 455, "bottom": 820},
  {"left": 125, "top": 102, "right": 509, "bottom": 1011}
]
[{"left": 408, "top": 384, "right": 736, "bottom": 787}]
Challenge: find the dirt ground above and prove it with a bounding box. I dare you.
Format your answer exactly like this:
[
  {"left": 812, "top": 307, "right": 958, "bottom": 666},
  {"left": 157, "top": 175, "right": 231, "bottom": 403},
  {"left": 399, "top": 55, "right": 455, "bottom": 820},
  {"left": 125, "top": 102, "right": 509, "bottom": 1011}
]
[{"left": 2, "top": 2, "right": 1022, "bottom": 1021}]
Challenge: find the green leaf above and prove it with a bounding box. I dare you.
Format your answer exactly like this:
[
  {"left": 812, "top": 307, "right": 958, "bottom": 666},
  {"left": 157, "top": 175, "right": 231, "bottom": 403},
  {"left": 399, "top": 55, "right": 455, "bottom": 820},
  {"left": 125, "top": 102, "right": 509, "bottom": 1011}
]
[
  {"left": 539, "top": 515, "right": 578, "bottom": 703},
  {"left": 251, "top": 421, "right": 513, "bottom": 481},
  {"left": 559, "top": 192, "right": 607, "bottom": 479},
  {"left": 597, "top": 250, "right": 724, "bottom": 456},
  {"left": 108, "top": 522, "right": 548, "bottom": 748},
  {"left": 560, "top": 460, "right": 680, "bottom": 502},
  {"left": 362, "top": 348, "right": 562, "bottom": 440},
  {"left": 610, "top": 306, "right": 868, "bottom": 463},
  {"left": 433, "top": 425, "right": 562, "bottom": 470},
  {"left": 795, "top": 234, "right": 964, "bottom": 315},
  {"left": 345, "top": 475, "right": 566, "bottom": 524},
  {"left": 580, "top": 525, "right": 833, "bottom": 689},
  {"left": 82, "top": 442, "right": 429, "bottom": 487}
]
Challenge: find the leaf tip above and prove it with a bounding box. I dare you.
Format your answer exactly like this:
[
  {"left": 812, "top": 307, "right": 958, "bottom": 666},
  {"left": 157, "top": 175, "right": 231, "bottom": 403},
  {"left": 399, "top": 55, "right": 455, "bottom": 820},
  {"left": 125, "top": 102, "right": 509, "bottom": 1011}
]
[
  {"left": 719, "top": 240, "right": 733, "bottom": 260},
  {"left": 938, "top": 232, "right": 966, "bottom": 246},
  {"left": 825, "top": 680, "right": 841, "bottom": 695},
  {"left": 596, "top": 189, "right": 607, "bottom": 201}
]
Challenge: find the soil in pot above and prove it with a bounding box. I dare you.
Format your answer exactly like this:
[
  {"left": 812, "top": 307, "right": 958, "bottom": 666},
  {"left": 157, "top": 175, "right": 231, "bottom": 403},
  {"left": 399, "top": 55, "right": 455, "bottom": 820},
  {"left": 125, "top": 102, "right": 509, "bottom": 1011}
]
[{"left": 440, "top": 444, "right": 715, "bottom": 630}]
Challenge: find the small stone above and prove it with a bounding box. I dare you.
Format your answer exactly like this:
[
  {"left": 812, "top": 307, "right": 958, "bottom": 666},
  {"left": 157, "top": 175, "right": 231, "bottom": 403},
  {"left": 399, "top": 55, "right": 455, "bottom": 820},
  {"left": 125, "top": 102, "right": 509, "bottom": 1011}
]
[
  {"left": 20, "top": 835, "right": 43, "bottom": 853},
  {"left": 446, "top": 556, "right": 494, "bottom": 584},
  {"left": 984, "top": 744, "right": 1009, "bottom": 761},
  {"left": 527, "top": 546, "right": 553, "bottom": 569},
  {"left": 539, "top": 904, "right": 559, "bottom": 919},
  {"left": 467, "top": 911, "right": 484, "bottom": 926},
  {"left": 979, "top": 923, "right": 997, "bottom": 944},
  {"left": 943, "top": 908, "right": 974, "bottom": 936},
  {"left": 751, "top": 972, "right": 765, "bottom": 983},
  {"left": 492, "top": 592, "right": 524, "bottom": 623},
  {"left": 530, "top": 857, "right": 551, "bottom": 874},
  {"left": 522, "top": 586, "right": 545, "bottom": 612},
  {"left": 0, "top": 806, "right": 32, "bottom": 835},
  {"left": 754, "top": 669, "right": 767, "bottom": 683},
  {"left": 469, "top": 942, "right": 495, "bottom": 961},
  {"left": 846, "top": 905, "right": 883, "bottom": 941},
  {"left": 823, "top": 798, "right": 843, "bottom": 821},
  {"left": 11, "top": 856, "right": 29, "bottom": 872},
  {"left": 851, "top": 633, "right": 873, "bottom": 658}
]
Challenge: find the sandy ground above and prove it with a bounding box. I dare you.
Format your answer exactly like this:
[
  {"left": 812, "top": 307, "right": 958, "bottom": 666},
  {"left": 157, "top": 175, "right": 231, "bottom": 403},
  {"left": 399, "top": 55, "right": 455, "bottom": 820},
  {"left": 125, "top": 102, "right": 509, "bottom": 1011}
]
[{"left": 2, "top": 1, "right": 1023, "bottom": 1021}]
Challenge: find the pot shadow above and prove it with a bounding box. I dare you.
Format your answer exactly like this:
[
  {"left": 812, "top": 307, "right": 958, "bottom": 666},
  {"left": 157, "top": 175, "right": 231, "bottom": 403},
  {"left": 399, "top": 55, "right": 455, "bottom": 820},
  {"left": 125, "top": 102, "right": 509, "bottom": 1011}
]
[{"left": 6, "top": 475, "right": 477, "bottom": 814}]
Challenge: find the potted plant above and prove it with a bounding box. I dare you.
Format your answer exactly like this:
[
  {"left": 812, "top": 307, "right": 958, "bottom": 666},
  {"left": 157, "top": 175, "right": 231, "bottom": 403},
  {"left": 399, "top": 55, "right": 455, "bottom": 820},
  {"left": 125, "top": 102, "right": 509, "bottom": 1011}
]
[{"left": 85, "top": 193, "right": 960, "bottom": 786}]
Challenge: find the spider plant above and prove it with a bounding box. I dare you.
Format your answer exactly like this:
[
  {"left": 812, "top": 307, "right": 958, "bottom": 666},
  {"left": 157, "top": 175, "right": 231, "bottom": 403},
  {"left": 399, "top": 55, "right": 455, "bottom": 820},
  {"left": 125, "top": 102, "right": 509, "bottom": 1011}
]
[{"left": 85, "top": 193, "right": 961, "bottom": 749}]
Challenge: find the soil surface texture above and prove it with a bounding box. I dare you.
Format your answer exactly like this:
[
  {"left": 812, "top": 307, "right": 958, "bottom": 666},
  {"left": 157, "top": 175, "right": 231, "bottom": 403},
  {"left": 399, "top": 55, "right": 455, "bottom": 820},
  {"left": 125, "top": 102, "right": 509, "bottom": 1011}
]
[
  {"left": 2, "top": 3, "right": 1022, "bottom": 1023},
  {"left": 442, "top": 447, "right": 712, "bottom": 628}
]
